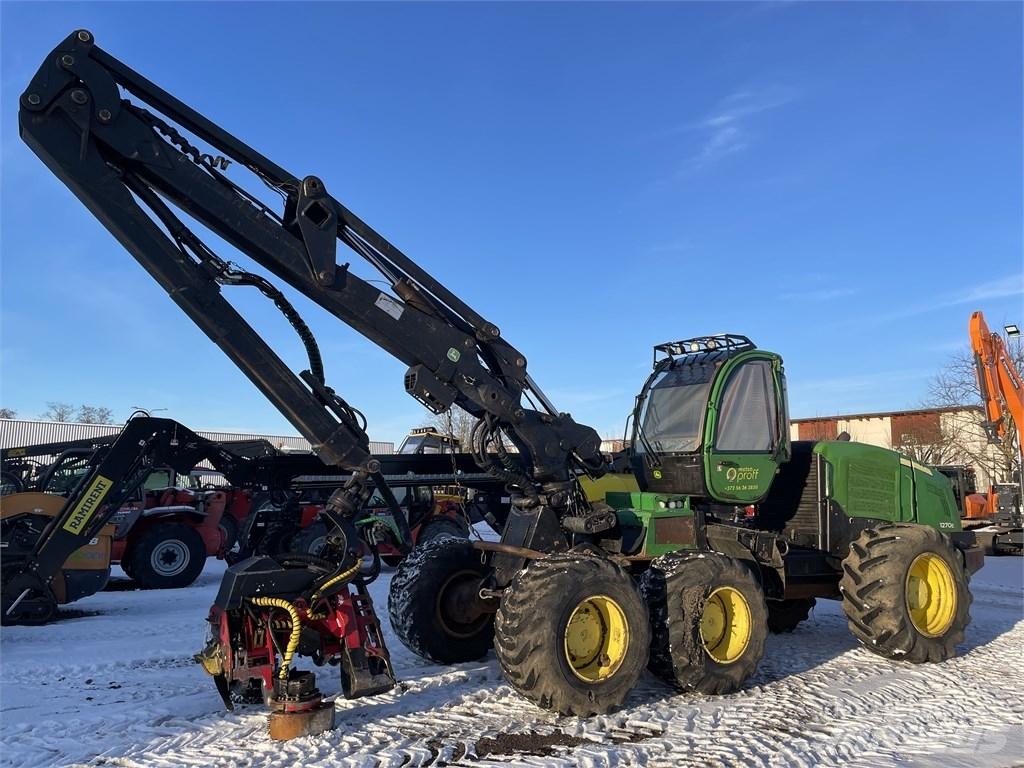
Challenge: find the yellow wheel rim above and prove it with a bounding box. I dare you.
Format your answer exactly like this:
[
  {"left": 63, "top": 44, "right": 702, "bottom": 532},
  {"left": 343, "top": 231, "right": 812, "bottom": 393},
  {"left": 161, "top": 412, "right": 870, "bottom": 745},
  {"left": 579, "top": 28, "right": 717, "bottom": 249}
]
[
  {"left": 906, "top": 553, "right": 957, "bottom": 637},
  {"left": 563, "top": 595, "right": 629, "bottom": 682},
  {"left": 700, "top": 586, "right": 752, "bottom": 664}
]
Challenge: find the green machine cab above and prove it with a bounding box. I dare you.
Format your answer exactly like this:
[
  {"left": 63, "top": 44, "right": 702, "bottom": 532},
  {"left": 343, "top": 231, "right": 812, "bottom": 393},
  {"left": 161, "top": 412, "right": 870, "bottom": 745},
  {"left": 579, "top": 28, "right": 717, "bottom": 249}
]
[{"left": 611, "top": 334, "right": 975, "bottom": 573}]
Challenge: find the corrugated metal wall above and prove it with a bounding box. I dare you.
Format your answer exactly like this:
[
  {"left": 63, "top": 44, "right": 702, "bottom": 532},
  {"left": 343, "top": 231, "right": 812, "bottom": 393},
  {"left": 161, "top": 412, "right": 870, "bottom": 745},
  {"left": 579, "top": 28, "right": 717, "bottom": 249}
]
[{"left": 0, "top": 419, "right": 393, "bottom": 455}]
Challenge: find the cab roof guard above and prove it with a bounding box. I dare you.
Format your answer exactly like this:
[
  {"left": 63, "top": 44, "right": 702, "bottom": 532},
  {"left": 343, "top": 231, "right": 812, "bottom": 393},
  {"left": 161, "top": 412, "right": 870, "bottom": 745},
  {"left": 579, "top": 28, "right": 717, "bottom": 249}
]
[{"left": 653, "top": 334, "right": 756, "bottom": 366}]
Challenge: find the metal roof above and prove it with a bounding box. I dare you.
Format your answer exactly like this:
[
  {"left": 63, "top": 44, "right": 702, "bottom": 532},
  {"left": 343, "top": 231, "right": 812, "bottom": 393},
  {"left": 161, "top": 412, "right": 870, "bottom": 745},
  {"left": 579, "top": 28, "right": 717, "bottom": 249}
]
[
  {"left": 0, "top": 419, "right": 393, "bottom": 456},
  {"left": 791, "top": 405, "right": 982, "bottom": 423}
]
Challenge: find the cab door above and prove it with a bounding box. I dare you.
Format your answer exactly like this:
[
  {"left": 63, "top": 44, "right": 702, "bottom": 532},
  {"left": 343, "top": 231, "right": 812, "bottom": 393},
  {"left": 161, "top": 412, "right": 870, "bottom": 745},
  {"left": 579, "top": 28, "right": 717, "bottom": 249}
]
[{"left": 703, "top": 356, "right": 788, "bottom": 504}]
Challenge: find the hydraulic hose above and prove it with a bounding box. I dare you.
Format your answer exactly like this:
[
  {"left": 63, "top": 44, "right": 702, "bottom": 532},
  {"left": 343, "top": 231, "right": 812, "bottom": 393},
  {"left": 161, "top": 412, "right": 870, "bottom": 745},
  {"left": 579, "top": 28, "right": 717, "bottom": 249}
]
[
  {"left": 310, "top": 561, "right": 361, "bottom": 602},
  {"left": 250, "top": 597, "right": 302, "bottom": 680}
]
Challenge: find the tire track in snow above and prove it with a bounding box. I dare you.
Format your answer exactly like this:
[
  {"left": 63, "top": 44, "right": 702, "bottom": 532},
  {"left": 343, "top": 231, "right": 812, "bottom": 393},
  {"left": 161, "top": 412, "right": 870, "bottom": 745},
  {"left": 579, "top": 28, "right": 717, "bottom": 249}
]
[{"left": 2, "top": 561, "right": 1021, "bottom": 768}]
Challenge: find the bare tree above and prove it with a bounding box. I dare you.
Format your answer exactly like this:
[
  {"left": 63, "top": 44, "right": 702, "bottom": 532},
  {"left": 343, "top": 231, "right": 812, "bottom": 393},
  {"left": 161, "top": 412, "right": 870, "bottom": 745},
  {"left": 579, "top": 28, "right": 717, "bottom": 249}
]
[
  {"left": 39, "top": 402, "right": 116, "bottom": 424},
  {"left": 40, "top": 402, "right": 76, "bottom": 422},
  {"left": 76, "top": 405, "right": 115, "bottom": 425},
  {"left": 926, "top": 337, "right": 1022, "bottom": 484},
  {"left": 429, "top": 406, "right": 478, "bottom": 451},
  {"left": 0, "top": 408, "right": 15, "bottom": 419},
  {"left": 890, "top": 429, "right": 961, "bottom": 467}
]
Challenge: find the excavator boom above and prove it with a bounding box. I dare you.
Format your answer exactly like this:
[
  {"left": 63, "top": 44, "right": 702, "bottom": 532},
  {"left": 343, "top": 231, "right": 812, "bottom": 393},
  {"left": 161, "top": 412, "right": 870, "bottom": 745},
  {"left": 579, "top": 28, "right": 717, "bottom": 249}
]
[{"left": 969, "top": 311, "right": 1023, "bottom": 443}]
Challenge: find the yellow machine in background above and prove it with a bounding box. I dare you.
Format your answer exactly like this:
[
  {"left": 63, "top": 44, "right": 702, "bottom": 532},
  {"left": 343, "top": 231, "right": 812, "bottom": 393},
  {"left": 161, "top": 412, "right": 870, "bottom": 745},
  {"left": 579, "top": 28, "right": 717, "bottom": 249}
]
[{"left": 0, "top": 493, "right": 115, "bottom": 608}]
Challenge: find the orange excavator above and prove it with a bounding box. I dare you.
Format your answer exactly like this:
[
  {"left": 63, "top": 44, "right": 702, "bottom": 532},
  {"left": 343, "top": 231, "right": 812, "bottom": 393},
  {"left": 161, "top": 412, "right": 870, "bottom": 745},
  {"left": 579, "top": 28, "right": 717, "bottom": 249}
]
[{"left": 966, "top": 311, "right": 1022, "bottom": 553}]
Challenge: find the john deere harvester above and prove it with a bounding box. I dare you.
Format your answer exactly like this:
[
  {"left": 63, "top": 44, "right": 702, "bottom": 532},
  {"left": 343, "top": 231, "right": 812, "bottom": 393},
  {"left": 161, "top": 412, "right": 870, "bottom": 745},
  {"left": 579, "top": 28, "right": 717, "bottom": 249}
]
[
  {"left": 392, "top": 335, "right": 982, "bottom": 713},
  {"left": 18, "top": 32, "right": 982, "bottom": 732}
]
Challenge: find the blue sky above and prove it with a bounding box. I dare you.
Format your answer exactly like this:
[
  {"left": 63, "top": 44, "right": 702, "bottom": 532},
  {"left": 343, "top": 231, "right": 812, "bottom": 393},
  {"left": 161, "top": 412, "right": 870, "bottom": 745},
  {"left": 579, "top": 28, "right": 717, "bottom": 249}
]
[{"left": 1, "top": 2, "right": 1021, "bottom": 444}]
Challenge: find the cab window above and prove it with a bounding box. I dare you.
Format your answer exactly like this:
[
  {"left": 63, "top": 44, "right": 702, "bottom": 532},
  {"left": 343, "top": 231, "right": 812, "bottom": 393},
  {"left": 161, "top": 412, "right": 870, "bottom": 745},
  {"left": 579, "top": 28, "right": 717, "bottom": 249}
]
[
  {"left": 636, "top": 363, "right": 716, "bottom": 454},
  {"left": 715, "top": 360, "right": 778, "bottom": 452},
  {"left": 143, "top": 469, "right": 173, "bottom": 490}
]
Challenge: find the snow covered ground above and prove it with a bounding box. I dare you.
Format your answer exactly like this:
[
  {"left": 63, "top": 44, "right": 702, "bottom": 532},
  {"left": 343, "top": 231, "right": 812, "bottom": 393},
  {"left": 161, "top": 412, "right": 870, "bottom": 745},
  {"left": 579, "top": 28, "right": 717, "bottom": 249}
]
[{"left": 1, "top": 552, "right": 1021, "bottom": 768}]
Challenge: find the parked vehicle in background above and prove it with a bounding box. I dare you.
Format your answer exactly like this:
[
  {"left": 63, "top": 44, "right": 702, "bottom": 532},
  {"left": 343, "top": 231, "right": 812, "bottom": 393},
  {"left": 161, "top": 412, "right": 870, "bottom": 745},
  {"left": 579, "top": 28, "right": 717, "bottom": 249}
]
[
  {"left": 397, "top": 427, "right": 460, "bottom": 455},
  {"left": 935, "top": 464, "right": 1022, "bottom": 555},
  {"left": 1, "top": 438, "right": 243, "bottom": 588},
  {"left": 227, "top": 430, "right": 510, "bottom": 566}
]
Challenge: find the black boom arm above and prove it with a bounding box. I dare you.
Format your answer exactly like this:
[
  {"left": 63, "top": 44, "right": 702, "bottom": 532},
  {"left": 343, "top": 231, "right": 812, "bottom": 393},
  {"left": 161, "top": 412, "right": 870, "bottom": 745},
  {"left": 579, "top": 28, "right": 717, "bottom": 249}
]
[{"left": 19, "top": 31, "right": 604, "bottom": 526}]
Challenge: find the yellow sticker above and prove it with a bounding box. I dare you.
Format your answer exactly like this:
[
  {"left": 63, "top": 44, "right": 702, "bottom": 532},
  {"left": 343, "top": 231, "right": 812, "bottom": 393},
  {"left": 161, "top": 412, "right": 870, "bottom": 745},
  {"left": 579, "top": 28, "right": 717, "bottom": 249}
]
[
  {"left": 62, "top": 474, "right": 113, "bottom": 534},
  {"left": 652, "top": 469, "right": 663, "bottom": 479}
]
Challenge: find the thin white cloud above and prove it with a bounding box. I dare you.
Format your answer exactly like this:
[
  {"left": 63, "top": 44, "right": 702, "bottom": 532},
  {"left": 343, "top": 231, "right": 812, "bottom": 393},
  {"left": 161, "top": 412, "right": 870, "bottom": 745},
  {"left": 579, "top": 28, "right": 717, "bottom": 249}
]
[
  {"left": 799, "top": 369, "right": 931, "bottom": 393},
  {"left": 958, "top": 274, "right": 1024, "bottom": 305},
  {"left": 703, "top": 87, "right": 797, "bottom": 129},
  {"left": 696, "top": 125, "right": 749, "bottom": 166},
  {"left": 687, "top": 85, "right": 798, "bottom": 170},
  {"left": 781, "top": 286, "right": 858, "bottom": 302},
  {"left": 886, "top": 273, "right": 1023, "bottom": 320}
]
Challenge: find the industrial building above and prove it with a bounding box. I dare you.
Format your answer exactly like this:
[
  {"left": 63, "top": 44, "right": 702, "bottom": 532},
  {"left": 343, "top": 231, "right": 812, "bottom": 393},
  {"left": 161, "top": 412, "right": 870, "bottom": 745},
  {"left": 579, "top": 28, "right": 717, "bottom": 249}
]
[
  {"left": 790, "top": 405, "right": 1005, "bottom": 488},
  {"left": 0, "top": 419, "right": 394, "bottom": 456}
]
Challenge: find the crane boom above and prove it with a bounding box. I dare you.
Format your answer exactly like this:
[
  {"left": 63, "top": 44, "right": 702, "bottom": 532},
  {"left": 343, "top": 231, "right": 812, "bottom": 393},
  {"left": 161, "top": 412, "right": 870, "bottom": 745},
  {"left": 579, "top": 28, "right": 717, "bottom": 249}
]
[
  {"left": 17, "top": 30, "right": 609, "bottom": 730},
  {"left": 18, "top": 30, "right": 603, "bottom": 524},
  {"left": 969, "top": 311, "right": 1023, "bottom": 442}
]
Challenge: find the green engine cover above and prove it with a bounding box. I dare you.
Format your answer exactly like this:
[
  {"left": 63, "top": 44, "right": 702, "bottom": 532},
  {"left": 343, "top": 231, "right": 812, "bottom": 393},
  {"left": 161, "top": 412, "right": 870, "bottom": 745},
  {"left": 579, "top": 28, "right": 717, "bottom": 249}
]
[{"left": 813, "top": 441, "right": 961, "bottom": 532}]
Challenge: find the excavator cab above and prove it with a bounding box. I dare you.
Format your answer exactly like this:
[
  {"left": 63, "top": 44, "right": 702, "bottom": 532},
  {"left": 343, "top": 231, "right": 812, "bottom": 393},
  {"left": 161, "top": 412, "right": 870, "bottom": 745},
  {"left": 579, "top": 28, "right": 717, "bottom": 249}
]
[{"left": 630, "top": 335, "right": 791, "bottom": 504}]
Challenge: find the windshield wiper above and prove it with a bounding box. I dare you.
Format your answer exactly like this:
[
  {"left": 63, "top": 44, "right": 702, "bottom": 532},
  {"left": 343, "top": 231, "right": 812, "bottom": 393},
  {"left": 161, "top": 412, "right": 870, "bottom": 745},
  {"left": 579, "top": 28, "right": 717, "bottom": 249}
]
[{"left": 635, "top": 420, "right": 663, "bottom": 468}]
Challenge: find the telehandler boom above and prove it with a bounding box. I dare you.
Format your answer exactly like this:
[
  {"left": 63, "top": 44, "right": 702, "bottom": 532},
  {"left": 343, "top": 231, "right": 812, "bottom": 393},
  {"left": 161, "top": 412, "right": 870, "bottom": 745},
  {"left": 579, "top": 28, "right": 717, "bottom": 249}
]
[
  {"left": 2, "top": 417, "right": 246, "bottom": 622},
  {"left": 18, "top": 31, "right": 983, "bottom": 737}
]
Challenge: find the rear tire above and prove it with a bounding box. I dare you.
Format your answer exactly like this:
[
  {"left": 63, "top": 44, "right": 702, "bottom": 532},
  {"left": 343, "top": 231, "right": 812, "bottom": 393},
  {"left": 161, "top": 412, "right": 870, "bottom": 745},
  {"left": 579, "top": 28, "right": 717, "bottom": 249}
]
[
  {"left": 218, "top": 514, "right": 239, "bottom": 551},
  {"left": 388, "top": 536, "right": 494, "bottom": 664},
  {"left": 0, "top": 471, "right": 23, "bottom": 497},
  {"left": 767, "top": 598, "right": 815, "bottom": 634},
  {"left": 0, "top": 566, "right": 57, "bottom": 625},
  {"left": 840, "top": 524, "right": 971, "bottom": 663},
  {"left": 290, "top": 521, "right": 328, "bottom": 557},
  {"left": 640, "top": 551, "right": 767, "bottom": 694},
  {"left": 418, "top": 515, "right": 470, "bottom": 544},
  {"left": 494, "top": 552, "right": 649, "bottom": 716},
  {"left": 127, "top": 523, "right": 206, "bottom": 589}
]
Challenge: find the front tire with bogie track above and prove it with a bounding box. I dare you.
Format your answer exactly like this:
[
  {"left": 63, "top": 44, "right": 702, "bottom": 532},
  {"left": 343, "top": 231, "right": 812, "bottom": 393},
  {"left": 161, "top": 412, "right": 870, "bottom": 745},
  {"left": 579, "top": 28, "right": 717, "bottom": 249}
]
[
  {"left": 840, "top": 524, "right": 971, "bottom": 663},
  {"left": 388, "top": 536, "right": 495, "bottom": 664},
  {"left": 641, "top": 551, "right": 768, "bottom": 695},
  {"left": 494, "top": 551, "right": 649, "bottom": 717}
]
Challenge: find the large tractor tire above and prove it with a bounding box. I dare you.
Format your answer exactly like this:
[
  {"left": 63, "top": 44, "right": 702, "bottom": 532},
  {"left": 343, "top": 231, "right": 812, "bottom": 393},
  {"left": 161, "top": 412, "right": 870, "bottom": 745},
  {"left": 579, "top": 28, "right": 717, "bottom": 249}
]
[
  {"left": 418, "top": 515, "right": 470, "bottom": 544},
  {"left": 840, "top": 524, "right": 971, "bottom": 663},
  {"left": 290, "top": 521, "right": 328, "bottom": 557},
  {"left": 641, "top": 551, "right": 768, "bottom": 695},
  {"left": 126, "top": 523, "right": 206, "bottom": 589},
  {"left": 1, "top": 471, "right": 24, "bottom": 497},
  {"left": 388, "top": 536, "right": 495, "bottom": 664},
  {"left": 494, "top": 552, "right": 649, "bottom": 716},
  {"left": 767, "top": 597, "right": 816, "bottom": 634},
  {"left": 218, "top": 513, "right": 240, "bottom": 551},
  {"left": 120, "top": 557, "right": 136, "bottom": 581},
  {"left": 1, "top": 564, "right": 57, "bottom": 625}
]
